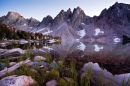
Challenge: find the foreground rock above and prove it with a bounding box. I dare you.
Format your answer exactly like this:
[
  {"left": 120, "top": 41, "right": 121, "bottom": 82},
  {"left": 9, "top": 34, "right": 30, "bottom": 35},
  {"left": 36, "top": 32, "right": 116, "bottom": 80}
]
[
  {"left": 0, "top": 75, "right": 35, "bottom": 86},
  {"left": 9, "top": 62, "right": 17, "bottom": 66},
  {"left": 82, "top": 62, "right": 130, "bottom": 86},
  {"left": 0, "top": 63, "right": 5, "bottom": 71},
  {"left": 0, "top": 59, "right": 30, "bottom": 77},
  {"left": 0, "top": 48, "right": 26, "bottom": 57},
  {"left": 25, "top": 61, "right": 34, "bottom": 66},
  {"left": 33, "top": 56, "right": 46, "bottom": 61},
  {"left": 0, "top": 49, "right": 7, "bottom": 54},
  {"left": 64, "top": 77, "right": 75, "bottom": 84},
  {"left": 0, "top": 42, "right": 9, "bottom": 47},
  {"left": 46, "top": 80, "right": 58, "bottom": 86}
]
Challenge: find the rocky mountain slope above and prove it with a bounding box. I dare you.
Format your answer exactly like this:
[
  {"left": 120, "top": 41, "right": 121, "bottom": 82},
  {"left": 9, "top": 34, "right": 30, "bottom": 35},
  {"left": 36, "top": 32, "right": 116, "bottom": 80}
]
[
  {"left": 0, "top": 2, "right": 130, "bottom": 42},
  {"left": 95, "top": 2, "right": 130, "bottom": 38}
]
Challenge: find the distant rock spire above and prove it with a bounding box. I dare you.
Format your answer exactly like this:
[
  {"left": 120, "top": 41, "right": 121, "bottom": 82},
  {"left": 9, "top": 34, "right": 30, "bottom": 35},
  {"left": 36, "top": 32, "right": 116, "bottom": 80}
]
[
  {"left": 38, "top": 15, "right": 53, "bottom": 27},
  {"left": 28, "top": 17, "right": 40, "bottom": 27}
]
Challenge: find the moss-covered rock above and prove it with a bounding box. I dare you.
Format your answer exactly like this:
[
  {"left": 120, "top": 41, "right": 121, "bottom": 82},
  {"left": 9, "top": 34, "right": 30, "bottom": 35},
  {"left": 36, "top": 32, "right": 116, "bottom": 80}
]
[
  {"left": 58, "top": 78, "right": 69, "bottom": 86},
  {"left": 47, "top": 69, "right": 59, "bottom": 80}
]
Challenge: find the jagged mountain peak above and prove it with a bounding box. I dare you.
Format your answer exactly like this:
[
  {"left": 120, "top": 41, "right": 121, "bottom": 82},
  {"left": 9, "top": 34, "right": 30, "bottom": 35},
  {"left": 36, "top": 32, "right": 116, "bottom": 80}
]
[
  {"left": 7, "top": 11, "right": 21, "bottom": 16},
  {"left": 113, "top": 2, "right": 128, "bottom": 7},
  {"left": 0, "top": 11, "right": 26, "bottom": 25},
  {"left": 52, "top": 9, "right": 72, "bottom": 28},
  {"left": 71, "top": 6, "right": 86, "bottom": 18},
  {"left": 70, "top": 6, "right": 88, "bottom": 30},
  {"left": 110, "top": 2, "right": 130, "bottom": 11},
  {"left": 97, "top": 2, "right": 130, "bottom": 26},
  {"left": 28, "top": 17, "right": 40, "bottom": 23},
  {"left": 66, "top": 8, "right": 72, "bottom": 17},
  {"left": 27, "top": 17, "right": 40, "bottom": 27},
  {"left": 60, "top": 10, "right": 65, "bottom": 13},
  {"left": 1, "top": 2, "right": 130, "bottom": 39},
  {"left": 100, "top": 2, "right": 130, "bottom": 15},
  {"left": 73, "top": 6, "right": 83, "bottom": 15},
  {"left": 38, "top": 15, "right": 53, "bottom": 27},
  {"left": 29, "top": 17, "right": 38, "bottom": 21},
  {"left": 67, "top": 8, "right": 71, "bottom": 12},
  {"left": 6, "top": 11, "right": 24, "bottom": 19},
  {"left": 76, "top": 6, "right": 82, "bottom": 11},
  {"left": 75, "top": 6, "right": 82, "bottom": 11},
  {"left": 41, "top": 15, "right": 53, "bottom": 23},
  {"left": 56, "top": 10, "right": 65, "bottom": 18},
  {"left": 46, "top": 15, "right": 53, "bottom": 18},
  {"left": 53, "top": 6, "right": 85, "bottom": 22},
  {"left": 51, "top": 6, "right": 92, "bottom": 30}
]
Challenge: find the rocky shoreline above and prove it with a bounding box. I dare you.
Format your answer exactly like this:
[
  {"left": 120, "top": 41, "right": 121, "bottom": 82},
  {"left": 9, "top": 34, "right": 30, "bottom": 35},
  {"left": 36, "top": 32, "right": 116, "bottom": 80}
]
[{"left": 0, "top": 49, "right": 129, "bottom": 86}]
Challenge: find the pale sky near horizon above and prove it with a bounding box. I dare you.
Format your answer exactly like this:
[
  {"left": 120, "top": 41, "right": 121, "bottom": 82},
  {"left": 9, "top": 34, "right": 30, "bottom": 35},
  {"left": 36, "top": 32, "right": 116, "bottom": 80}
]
[{"left": 0, "top": 0, "right": 130, "bottom": 21}]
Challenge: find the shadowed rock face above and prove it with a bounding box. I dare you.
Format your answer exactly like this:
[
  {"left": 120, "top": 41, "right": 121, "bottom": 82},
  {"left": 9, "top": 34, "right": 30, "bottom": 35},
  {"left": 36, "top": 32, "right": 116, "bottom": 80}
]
[
  {"left": 95, "top": 2, "right": 130, "bottom": 38},
  {"left": 0, "top": 2, "right": 130, "bottom": 42},
  {"left": 27, "top": 17, "right": 40, "bottom": 27},
  {"left": 70, "top": 7, "right": 92, "bottom": 30},
  {"left": 38, "top": 15, "right": 53, "bottom": 28},
  {"left": 52, "top": 9, "right": 72, "bottom": 29},
  {"left": 97, "top": 2, "right": 130, "bottom": 26},
  {"left": 51, "top": 23, "right": 76, "bottom": 43},
  {"left": 123, "top": 35, "right": 130, "bottom": 45}
]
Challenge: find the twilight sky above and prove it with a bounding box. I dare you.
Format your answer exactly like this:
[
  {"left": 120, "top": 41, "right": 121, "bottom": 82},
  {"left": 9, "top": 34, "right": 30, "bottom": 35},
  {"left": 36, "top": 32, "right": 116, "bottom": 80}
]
[{"left": 0, "top": 0, "right": 130, "bottom": 21}]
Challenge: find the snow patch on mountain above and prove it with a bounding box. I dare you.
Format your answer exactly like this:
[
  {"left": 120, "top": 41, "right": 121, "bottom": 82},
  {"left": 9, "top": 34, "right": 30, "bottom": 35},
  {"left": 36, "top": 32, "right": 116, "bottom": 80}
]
[
  {"left": 113, "top": 38, "right": 120, "bottom": 43},
  {"left": 94, "top": 28, "right": 104, "bottom": 36},
  {"left": 81, "top": 23, "right": 85, "bottom": 25},
  {"left": 77, "top": 42, "right": 86, "bottom": 51},
  {"left": 77, "top": 29, "right": 86, "bottom": 38},
  {"left": 36, "top": 28, "right": 46, "bottom": 33},
  {"left": 43, "top": 29, "right": 53, "bottom": 35},
  {"left": 43, "top": 46, "right": 53, "bottom": 51},
  {"left": 94, "top": 44, "right": 103, "bottom": 52},
  {"left": 22, "top": 23, "right": 27, "bottom": 26}
]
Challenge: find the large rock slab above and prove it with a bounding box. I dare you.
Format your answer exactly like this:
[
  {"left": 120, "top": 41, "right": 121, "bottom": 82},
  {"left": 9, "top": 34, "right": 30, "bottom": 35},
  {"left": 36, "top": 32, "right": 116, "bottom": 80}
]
[
  {"left": 33, "top": 56, "right": 46, "bottom": 61},
  {"left": 9, "top": 62, "right": 17, "bottom": 67},
  {"left": 0, "top": 59, "right": 31, "bottom": 77},
  {"left": 0, "top": 48, "right": 26, "bottom": 57},
  {"left": 46, "top": 80, "right": 58, "bottom": 86},
  {"left": 82, "top": 62, "right": 130, "bottom": 86},
  {"left": 0, "top": 75, "right": 36, "bottom": 86}
]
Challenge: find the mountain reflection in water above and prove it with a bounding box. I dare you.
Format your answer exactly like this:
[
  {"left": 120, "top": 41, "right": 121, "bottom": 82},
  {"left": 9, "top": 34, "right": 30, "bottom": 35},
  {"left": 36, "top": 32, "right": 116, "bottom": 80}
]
[
  {"left": 1, "top": 40, "right": 130, "bottom": 84},
  {"left": 0, "top": 42, "right": 61, "bottom": 50}
]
